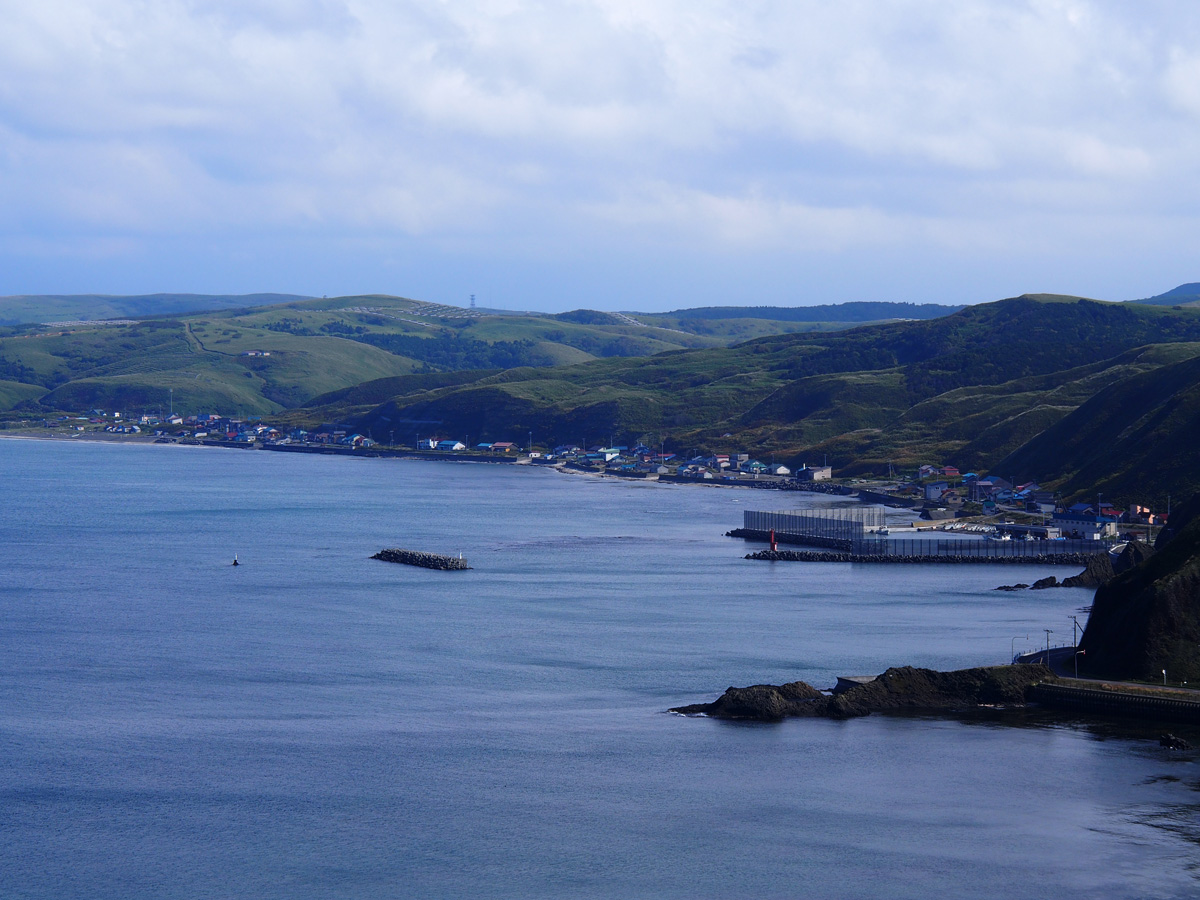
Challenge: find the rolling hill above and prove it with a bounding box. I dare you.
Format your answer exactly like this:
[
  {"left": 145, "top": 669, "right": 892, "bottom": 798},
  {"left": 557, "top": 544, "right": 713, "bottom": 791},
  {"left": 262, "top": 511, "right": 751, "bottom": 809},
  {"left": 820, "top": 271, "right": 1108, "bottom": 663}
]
[
  {"left": 0, "top": 293, "right": 313, "bottom": 325},
  {"left": 1131, "top": 283, "right": 1200, "bottom": 307},
  {"left": 0, "top": 293, "right": 965, "bottom": 416},
  {"left": 328, "top": 296, "right": 1200, "bottom": 503}
]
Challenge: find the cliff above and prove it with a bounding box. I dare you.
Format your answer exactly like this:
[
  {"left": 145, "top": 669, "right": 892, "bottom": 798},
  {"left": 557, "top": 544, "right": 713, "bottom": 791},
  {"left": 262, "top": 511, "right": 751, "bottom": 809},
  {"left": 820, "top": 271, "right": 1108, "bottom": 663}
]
[{"left": 1080, "top": 498, "right": 1200, "bottom": 681}]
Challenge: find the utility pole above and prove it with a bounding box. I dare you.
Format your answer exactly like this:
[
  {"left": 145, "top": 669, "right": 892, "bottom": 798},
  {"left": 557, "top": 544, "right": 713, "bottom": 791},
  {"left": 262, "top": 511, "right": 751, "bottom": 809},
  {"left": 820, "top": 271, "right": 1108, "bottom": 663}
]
[
  {"left": 1043, "top": 629, "right": 1054, "bottom": 669},
  {"left": 1069, "top": 615, "right": 1080, "bottom": 647}
]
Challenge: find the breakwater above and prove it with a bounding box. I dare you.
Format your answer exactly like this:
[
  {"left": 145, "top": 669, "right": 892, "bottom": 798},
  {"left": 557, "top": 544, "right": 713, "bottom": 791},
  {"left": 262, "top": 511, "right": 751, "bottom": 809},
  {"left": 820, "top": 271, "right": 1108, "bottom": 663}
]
[
  {"left": 1030, "top": 682, "right": 1200, "bottom": 724},
  {"left": 746, "top": 549, "right": 1102, "bottom": 565},
  {"left": 371, "top": 548, "right": 472, "bottom": 570}
]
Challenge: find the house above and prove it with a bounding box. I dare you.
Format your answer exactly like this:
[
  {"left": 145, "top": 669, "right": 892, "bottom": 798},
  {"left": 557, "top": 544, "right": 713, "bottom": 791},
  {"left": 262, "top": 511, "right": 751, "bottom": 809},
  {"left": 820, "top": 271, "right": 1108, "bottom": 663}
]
[
  {"left": 941, "top": 466, "right": 960, "bottom": 480},
  {"left": 798, "top": 466, "right": 833, "bottom": 482},
  {"left": 768, "top": 464, "right": 791, "bottom": 476},
  {"left": 476, "top": 443, "right": 493, "bottom": 450},
  {"left": 491, "top": 442, "right": 517, "bottom": 452},
  {"left": 1051, "top": 510, "right": 1118, "bottom": 540},
  {"left": 436, "top": 440, "right": 466, "bottom": 451},
  {"left": 917, "top": 464, "right": 939, "bottom": 479},
  {"left": 415, "top": 438, "right": 437, "bottom": 450},
  {"left": 739, "top": 459, "right": 768, "bottom": 475},
  {"left": 924, "top": 481, "right": 950, "bottom": 501}
]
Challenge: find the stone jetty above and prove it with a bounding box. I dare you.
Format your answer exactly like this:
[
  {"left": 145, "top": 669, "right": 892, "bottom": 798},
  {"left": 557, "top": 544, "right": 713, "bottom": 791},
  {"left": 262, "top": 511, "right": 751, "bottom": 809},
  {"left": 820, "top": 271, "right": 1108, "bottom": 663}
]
[{"left": 371, "top": 548, "right": 472, "bottom": 570}]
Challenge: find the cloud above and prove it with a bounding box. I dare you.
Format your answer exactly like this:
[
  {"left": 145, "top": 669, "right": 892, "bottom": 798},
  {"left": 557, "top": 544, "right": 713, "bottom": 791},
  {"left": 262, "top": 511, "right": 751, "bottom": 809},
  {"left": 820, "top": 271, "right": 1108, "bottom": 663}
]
[{"left": 0, "top": 1, "right": 1199, "bottom": 304}]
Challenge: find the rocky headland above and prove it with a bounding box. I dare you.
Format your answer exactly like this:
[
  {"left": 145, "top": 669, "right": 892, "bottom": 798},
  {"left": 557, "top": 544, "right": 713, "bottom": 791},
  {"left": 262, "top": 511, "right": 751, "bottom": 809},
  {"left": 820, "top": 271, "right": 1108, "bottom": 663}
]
[
  {"left": 671, "top": 664, "right": 1054, "bottom": 721},
  {"left": 1080, "top": 496, "right": 1200, "bottom": 681}
]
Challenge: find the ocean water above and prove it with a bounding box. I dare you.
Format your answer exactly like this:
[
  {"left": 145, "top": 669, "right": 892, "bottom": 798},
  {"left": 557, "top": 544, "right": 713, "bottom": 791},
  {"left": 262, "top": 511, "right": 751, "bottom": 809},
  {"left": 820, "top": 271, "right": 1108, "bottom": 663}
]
[{"left": 1, "top": 439, "right": 1197, "bottom": 899}]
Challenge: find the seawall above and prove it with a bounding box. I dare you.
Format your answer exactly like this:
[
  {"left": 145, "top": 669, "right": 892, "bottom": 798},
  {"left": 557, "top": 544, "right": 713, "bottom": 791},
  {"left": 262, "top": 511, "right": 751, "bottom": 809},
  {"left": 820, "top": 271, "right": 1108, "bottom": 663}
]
[{"left": 745, "top": 549, "right": 1102, "bottom": 565}]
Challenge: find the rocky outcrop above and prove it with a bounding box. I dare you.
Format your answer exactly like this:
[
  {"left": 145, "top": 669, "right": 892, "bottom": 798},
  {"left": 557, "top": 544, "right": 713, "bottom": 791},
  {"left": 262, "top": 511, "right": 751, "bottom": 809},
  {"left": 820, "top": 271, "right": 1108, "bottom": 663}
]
[
  {"left": 671, "top": 665, "right": 1053, "bottom": 721},
  {"left": 672, "top": 681, "right": 827, "bottom": 719},
  {"left": 1061, "top": 553, "right": 1115, "bottom": 587},
  {"left": 1080, "top": 515, "right": 1200, "bottom": 681},
  {"left": 1113, "top": 539, "right": 1156, "bottom": 574},
  {"left": 1030, "top": 576, "right": 1059, "bottom": 590},
  {"left": 371, "top": 549, "right": 472, "bottom": 570}
]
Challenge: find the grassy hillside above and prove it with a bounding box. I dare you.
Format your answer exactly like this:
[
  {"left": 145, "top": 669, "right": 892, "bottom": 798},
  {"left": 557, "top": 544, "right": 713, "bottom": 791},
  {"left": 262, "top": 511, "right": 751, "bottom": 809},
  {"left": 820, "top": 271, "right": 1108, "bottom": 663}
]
[
  {"left": 0, "top": 379, "right": 46, "bottom": 409},
  {"left": 0, "top": 293, "right": 312, "bottom": 325},
  {"left": 0, "top": 292, "right": 970, "bottom": 415},
  {"left": 0, "top": 317, "right": 421, "bottom": 415},
  {"left": 995, "top": 351, "right": 1200, "bottom": 507},
  {"left": 327, "top": 297, "right": 1200, "bottom": 502}
]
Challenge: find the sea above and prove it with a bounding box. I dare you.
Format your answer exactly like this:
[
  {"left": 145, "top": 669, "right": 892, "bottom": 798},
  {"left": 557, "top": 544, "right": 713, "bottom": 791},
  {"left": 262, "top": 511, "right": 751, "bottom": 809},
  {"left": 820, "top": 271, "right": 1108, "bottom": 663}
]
[{"left": 1, "top": 438, "right": 1197, "bottom": 899}]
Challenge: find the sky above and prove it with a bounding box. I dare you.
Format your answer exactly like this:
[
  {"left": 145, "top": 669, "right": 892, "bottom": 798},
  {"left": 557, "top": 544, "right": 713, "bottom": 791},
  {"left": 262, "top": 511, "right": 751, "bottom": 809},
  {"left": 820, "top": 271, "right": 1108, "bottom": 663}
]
[{"left": 1, "top": 0, "right": 1199, "bottom": 312}]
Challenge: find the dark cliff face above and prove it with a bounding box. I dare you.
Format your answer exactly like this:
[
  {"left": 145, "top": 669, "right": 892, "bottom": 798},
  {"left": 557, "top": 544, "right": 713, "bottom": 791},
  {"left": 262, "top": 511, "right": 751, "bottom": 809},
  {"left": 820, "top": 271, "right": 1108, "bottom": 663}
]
[{"left": 1081, "top": 515, "right": 1200, "bottom": 681}]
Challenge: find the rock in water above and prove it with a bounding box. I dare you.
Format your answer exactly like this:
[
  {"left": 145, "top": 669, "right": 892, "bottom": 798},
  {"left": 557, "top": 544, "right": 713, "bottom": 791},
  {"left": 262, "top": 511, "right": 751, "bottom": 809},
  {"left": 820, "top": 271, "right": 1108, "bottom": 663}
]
[
  {"left": 671, "top": 665, "right": 1052, "bottom": 722},
  {"left": 672, "top": 681, "right": 827, "bottom": 720},
  {"left": 1160, "top": 733, "right": 1192, "bottom": 750},
  {"left": 1030, "top": 576, "right": 1059, "bottom": 590}
]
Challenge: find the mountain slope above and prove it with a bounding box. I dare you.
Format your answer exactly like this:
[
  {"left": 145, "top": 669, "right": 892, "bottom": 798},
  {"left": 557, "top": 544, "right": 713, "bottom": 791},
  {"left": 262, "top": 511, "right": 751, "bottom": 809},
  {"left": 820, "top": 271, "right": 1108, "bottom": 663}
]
[
  {"left": 1132, "top": 283, "right": 1200, "bottom": 307},
  {"left": 995, "top": 352, "right": 1200, "bottom": 506},
  {"left": 336, "top": 297, "right": 1200, "bottom": 494}
]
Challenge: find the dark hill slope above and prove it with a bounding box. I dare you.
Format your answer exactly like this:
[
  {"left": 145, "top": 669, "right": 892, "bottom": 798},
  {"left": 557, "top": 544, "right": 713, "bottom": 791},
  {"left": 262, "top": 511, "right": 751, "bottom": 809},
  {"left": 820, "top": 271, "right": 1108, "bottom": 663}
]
[
  {"left": 995, "top": 353, "right": 1200, "bottom": 507},
  {"left": 1080, "top": 495, "right": 1200, "bottom": 681},
  {"left": 1133, "top": 283, "right": 1200, "bottom": 307},
  {"left": 648, "top": 301, "right": 964, "bottom": 323}
]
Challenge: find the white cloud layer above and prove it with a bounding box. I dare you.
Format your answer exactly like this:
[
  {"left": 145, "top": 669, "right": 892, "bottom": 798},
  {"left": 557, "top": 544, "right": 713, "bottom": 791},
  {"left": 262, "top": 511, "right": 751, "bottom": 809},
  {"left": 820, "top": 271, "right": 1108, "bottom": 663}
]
[{"left": 1, "top": 0, "right": 1199, "bottom": 307}]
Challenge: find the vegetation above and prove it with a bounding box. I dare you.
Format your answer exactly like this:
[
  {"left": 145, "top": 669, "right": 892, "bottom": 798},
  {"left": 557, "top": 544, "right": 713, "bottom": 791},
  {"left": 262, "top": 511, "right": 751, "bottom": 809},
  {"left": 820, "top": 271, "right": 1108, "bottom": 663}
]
[
  {"left": 330, "top": 296, "right": 1200, "bottom": 504},
  {"left": 9, "top": 288, "right": 1200, "bottom": 507},
  {"left": 0, "top": 293, "right": 312, "bottom": 325},
  {"left": 0, "top": 293, "right": 963, "bottom": 416}
]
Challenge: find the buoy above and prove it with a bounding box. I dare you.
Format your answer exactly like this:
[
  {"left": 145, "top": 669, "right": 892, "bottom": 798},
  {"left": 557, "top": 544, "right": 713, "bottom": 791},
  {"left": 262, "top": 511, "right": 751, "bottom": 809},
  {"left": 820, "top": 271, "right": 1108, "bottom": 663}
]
[{"left": 232, "top": 555, "right": 240, "bottom": 567}]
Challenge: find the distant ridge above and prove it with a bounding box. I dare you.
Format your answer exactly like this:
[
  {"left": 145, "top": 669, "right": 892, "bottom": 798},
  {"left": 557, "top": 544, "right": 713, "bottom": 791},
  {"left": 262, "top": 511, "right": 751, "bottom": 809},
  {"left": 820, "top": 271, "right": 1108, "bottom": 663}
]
[
  {"left": 1131, "top": 283, "right": 1200, "bottom": 307},
  {"left": 646, "top": 301, "right": 964, "bottom": 323},
  {"left": 0, "top": 293, "right": 313, "bottom": 325}
]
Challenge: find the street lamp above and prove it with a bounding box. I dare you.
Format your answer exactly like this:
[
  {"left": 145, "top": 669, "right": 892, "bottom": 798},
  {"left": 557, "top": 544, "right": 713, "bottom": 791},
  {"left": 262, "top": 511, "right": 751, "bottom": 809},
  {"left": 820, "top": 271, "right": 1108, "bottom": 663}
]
[
  {"left": 1012, "top": 635, "right": 1028, "bottom": 664},
  {"left": 1074, "top": 649, "right": 1085, "bottom": 679},
  {"left": 1163, "top": 668, "right": 1168, "bottom": 686}
]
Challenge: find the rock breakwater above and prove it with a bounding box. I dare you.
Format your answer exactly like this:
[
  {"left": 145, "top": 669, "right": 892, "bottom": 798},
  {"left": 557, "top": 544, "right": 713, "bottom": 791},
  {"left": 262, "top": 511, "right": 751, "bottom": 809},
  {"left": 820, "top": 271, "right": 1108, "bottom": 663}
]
[{"left": 371, "top": 548, "right": 472, "bottom": 570}]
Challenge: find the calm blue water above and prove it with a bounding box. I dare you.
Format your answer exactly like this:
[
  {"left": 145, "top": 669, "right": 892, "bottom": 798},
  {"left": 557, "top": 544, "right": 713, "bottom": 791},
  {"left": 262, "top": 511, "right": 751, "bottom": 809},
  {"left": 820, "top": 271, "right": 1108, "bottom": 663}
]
[{"left": 1, "top": 439, "right": 1197, "bottom": 899}]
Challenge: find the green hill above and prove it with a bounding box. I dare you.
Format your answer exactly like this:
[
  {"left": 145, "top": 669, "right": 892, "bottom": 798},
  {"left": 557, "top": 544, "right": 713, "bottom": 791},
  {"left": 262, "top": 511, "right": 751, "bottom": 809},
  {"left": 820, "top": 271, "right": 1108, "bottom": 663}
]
[
  {"left": 0, "top": 293, "right": 312, "bottom": 325},
  {"left": 1131, "top": 283, "right": 1200, "bottom": 307},
  {"left": 995, "top": 351, "right": 1200, "bottom": 507},
  {"left": 0, "top": 292, "right": 970, "bottom": 415},
  {"left": 327, "top": 296, "right": 1200, "bottom": 502}
]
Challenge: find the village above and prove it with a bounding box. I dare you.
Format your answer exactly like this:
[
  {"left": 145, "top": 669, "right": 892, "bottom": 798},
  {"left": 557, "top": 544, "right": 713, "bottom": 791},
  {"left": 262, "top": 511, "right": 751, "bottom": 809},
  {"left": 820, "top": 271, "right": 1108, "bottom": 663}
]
[{"left": 28, "top": 410, "right": 1169, "bottom": 543}]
